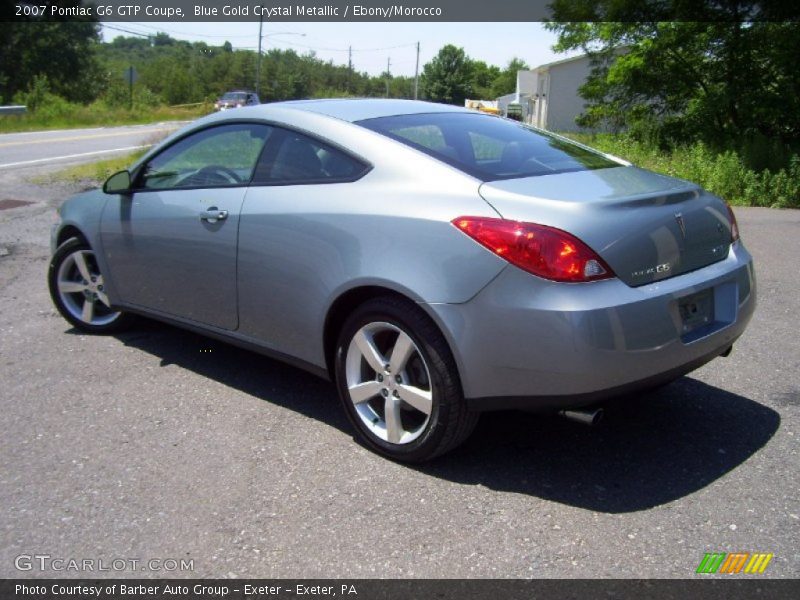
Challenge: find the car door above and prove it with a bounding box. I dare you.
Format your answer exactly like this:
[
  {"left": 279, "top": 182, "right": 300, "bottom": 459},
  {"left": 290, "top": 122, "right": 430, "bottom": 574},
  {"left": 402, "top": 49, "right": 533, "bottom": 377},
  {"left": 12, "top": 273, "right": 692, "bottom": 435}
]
[
  {"left": 100, "top": 122, "right": 272, "bottom": 330},
  {"left": 237, "top": 127, "right": 370, "bottom": 360}
]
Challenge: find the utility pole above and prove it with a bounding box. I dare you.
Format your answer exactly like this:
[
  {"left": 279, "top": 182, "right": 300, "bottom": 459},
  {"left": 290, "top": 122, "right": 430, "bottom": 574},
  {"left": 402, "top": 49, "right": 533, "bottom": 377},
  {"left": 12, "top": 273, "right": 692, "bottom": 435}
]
[
  {"left": 255, "top": 10, "right": 263, "bottom": 96},
  {"left": 414, "top": 41, "right": 420, "bottom": 100},
  {"left": 255, "top": 27, "right": 304, "bottom": 99},
  {"left": 347, "top": 46, "right": 352, "bottom": 94},
  {"left": 386, "top": 57, "right": 391, "bottom": 98},
  {"left": 124, "top": 66, "right": 137, "bottom": 110}
]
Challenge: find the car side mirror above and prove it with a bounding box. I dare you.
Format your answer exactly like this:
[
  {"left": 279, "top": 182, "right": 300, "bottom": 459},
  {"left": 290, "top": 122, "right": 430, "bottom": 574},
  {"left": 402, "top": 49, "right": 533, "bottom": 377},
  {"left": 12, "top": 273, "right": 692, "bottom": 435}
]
[{"left": 103, "top": 170, "right": 131, "bottom": 194}]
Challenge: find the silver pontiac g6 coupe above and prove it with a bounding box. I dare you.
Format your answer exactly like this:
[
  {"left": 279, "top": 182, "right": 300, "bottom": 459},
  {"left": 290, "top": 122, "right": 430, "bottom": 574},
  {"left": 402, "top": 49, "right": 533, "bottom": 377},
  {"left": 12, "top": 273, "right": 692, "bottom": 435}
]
[{"left": 48, "top": 99, "right": 756, "bottom": 461}]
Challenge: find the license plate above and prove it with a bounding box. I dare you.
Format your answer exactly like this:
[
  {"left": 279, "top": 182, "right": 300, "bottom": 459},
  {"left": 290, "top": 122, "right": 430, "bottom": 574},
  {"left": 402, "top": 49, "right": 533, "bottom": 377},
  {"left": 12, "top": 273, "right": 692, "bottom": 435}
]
[{"left": 679, "top": 289, "right": 714, "bottom": 333}]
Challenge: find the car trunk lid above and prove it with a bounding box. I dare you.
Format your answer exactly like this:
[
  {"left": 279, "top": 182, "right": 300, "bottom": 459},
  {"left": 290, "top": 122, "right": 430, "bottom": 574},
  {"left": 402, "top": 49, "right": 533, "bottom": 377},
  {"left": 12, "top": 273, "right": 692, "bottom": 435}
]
[{"left": 478, "top": 166, "right": 733, "bottom": 286}]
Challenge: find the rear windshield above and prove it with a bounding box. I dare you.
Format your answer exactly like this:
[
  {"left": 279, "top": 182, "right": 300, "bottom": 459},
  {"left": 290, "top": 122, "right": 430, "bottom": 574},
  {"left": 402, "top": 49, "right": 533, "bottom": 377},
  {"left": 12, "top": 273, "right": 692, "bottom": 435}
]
[{"left": 356, "top": 112, "right": 619, "bottom": 181}]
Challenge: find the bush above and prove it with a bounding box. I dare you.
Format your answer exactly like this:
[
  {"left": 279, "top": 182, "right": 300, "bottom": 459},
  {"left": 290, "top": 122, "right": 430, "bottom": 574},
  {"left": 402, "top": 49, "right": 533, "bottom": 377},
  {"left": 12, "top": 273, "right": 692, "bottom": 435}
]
[
  {"left": 102, "top": 81, "right": 163, "bottom": 109},
  {"left": 14, "top": 77, "right": 81, "bottom": 122},
  {"left": 566, "top": 133, "right": 800, "bottom": 209},
  {"left": 0, "top": 93, "right": 210, "bottom": 133},
  {"left": 15, "top": 74, "right": 52, "bottom": 111}
]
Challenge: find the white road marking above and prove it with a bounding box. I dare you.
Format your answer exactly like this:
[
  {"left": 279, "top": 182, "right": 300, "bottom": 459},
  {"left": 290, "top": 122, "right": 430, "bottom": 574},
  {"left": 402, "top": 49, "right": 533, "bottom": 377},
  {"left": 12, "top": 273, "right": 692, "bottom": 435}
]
[
  {"left": 0, "top": 145, "right": 150, "bottom": 169},
  {"left": 0, "top": 126, "right": 173, "bottom": 148},
  {"left": 0, "top": 121, "right": 188, "bottom": 140}
]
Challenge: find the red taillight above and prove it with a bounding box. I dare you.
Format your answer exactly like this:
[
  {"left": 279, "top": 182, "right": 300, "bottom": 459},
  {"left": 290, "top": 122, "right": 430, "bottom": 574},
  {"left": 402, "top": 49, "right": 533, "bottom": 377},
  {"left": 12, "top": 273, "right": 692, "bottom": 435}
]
[
  {"left": 452, "top": 216, "right": 614, "bottom": 283},
  {"left": 725, "top": 203, "right": 740, "bottom": 242}
]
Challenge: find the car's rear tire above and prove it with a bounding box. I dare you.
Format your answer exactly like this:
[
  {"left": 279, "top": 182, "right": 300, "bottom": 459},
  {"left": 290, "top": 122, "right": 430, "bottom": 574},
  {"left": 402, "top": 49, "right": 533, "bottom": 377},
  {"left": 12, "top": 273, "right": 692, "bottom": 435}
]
[
  {"left": 334, "top": 296, "right": 478, "bottom": 462},
  {"left": 48, "top": 238, "right": 133, "bottom": 334}
]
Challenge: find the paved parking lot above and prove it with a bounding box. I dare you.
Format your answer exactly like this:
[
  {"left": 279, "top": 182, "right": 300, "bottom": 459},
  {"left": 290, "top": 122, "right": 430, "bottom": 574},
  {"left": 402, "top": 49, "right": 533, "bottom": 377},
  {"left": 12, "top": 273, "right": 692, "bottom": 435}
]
[{"left": 0, "top": 163, "right": 797, "bottom": 578}]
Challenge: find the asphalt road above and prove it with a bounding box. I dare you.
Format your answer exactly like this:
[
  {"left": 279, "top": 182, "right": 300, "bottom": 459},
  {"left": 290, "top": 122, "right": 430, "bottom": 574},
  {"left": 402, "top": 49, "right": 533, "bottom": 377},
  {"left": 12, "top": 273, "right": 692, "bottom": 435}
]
[
  {"left": 0, "top": 150, "right": 797, "bottom": 579},
  {"left": 0, "top": 123, "right": 184, "bottom": 171}
]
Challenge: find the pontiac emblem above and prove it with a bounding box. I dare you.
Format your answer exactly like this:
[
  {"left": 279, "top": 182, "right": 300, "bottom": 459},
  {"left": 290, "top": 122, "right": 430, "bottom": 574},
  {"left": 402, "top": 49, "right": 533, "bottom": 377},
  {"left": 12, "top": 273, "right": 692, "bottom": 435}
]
[{"left": 675, "top": 213, "right": 686, "bottom": 239}]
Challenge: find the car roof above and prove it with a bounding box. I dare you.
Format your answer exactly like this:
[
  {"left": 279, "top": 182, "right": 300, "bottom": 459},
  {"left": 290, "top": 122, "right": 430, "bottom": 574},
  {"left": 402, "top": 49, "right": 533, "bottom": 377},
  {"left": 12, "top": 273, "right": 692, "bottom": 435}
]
[
  {"left": 134, "top": 99, "right": 483, "bottom": 178},
  {"left": 274, "top": 98, "right": 470, "bottom": 123}
]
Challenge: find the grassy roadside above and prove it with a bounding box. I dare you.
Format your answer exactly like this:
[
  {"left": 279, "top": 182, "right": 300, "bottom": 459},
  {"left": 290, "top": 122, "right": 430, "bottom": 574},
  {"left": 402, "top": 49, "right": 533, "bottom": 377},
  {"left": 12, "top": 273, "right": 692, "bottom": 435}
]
[
  {"left": 0, "top": 104, "right": 209, "bottom": 134},
  {"left": 35, "top": 151, "right": 146, "bottom": 187},
  {"left": 564, "top": 133, "right": 800, "bottom": 209}
]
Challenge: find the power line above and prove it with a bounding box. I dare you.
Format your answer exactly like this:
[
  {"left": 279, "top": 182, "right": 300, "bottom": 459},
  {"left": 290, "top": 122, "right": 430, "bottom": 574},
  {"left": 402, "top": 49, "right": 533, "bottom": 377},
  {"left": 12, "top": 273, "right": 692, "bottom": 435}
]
[
  {"left": 353, "top": 43, "right": 418, "bottom": 53},
  {"left": 357, "top": 58, "right": 417, "bottom": 67},
  {"left": 110, "top": 22, "right": 249, "bottom": 38},
  {"left": 105, "top": 24, "right": 417, "bottom": 55},
  {"left": 234, "top": 42, "right": 412, "bottom": 56},
  {"left": 102, "top": 25, "right": 422, "bottom": 76},
  {"left": 284, "top": 36, "right": 412, "bottom": 53},
  {"left": 103, "top": 24, "right": 152, "bottom": 38}
]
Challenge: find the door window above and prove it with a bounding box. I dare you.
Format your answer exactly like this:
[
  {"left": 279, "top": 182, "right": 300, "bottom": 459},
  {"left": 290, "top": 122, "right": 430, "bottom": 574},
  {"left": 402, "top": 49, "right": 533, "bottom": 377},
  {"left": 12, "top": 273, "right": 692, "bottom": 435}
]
[{"left": 137, "top": 123, "right": 272, "bottom": 190}]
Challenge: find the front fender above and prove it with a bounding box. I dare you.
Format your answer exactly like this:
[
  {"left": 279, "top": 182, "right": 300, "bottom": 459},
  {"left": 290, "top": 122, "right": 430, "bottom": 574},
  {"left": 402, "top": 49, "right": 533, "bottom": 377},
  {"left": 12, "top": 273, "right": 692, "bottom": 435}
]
[{"left": 53, "top": 190, "right": 119, "bottom": 302}]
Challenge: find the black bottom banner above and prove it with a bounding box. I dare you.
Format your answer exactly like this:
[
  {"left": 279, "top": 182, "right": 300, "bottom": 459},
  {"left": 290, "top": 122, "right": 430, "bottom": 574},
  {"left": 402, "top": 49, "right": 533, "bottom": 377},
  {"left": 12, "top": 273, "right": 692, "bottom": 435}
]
[{"left": 2, "top": 579, "right": 799, "bottom": 600}]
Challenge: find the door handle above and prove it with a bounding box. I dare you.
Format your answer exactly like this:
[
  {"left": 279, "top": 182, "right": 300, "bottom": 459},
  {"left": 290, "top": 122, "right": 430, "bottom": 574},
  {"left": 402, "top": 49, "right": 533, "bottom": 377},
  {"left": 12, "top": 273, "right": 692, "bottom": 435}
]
[{"left": 199, "top": 207, "right": 228, "bottom": 222}]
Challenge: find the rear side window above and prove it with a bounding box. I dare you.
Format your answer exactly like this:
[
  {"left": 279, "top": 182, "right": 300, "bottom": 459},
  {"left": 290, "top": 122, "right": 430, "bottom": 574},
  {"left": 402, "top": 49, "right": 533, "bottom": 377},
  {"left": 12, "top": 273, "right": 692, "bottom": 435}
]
[
  {"left": 356, "top": 112, "right": 619, "bottom": 181},
  {"left": 392, "top": 125, "right": 446, "bottom": 150},
  {"left": 253, "top": 128, "right": 369, "bottom": 185}
]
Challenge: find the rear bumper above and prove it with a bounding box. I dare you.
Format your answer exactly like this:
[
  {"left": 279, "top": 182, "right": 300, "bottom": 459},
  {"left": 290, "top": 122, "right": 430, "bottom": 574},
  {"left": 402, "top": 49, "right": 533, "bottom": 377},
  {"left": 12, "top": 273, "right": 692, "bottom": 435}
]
[{"left": 426, "top": 242, "right": 756, "bottom": 411}]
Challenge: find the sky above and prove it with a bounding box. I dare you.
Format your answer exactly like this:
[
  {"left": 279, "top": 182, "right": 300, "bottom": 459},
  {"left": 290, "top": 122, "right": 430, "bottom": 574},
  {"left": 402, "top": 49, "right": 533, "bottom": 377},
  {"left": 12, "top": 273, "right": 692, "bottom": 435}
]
[{"left": 100, "top": 22, "right": 579, "bottom": 77}]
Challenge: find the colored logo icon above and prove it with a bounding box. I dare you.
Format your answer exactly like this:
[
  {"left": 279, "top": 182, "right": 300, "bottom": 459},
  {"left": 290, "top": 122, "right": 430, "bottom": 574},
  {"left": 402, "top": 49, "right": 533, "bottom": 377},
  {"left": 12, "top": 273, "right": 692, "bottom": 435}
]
[{"left": 696, "top": 552, "right": 773, "bottom": 574}]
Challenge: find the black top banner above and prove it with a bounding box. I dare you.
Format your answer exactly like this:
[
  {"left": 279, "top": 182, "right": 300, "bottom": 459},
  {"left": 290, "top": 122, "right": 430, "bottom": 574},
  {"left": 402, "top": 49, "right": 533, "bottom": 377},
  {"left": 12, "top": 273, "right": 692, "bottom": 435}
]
[{"left": 4, "top": 0, "right": 800, "bottom": 22}]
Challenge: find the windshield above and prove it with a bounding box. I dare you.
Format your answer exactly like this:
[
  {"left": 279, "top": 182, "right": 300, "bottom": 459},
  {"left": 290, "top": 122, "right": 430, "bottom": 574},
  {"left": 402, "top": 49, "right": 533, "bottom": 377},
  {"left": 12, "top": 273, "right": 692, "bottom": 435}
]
[
  {"left": 221, "top": 92, "right": 247, "bottom": 101},
  {"left": 356, "top": 112, "right": 620, "bottom": 181}
]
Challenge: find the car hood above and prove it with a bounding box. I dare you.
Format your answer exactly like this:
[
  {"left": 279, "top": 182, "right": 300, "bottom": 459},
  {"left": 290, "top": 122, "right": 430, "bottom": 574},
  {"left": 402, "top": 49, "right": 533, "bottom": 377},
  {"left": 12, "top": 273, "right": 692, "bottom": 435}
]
[{"left": 478, "top": 166, "right": 733, "bottom": 286}]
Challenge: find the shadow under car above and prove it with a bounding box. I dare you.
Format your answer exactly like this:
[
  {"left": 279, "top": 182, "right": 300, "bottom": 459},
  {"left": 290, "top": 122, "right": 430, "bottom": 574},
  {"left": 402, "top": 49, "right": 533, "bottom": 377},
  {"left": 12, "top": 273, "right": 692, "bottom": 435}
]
[{"left": 96, "top": 319, "right": 779, "bottom": 513}]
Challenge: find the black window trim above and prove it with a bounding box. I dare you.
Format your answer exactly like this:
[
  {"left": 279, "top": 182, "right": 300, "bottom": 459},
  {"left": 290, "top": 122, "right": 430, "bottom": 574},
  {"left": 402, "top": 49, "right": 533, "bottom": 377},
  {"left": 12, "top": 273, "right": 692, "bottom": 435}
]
[{"left": 129, "top": 119, "right": 373, "bottom": 194}]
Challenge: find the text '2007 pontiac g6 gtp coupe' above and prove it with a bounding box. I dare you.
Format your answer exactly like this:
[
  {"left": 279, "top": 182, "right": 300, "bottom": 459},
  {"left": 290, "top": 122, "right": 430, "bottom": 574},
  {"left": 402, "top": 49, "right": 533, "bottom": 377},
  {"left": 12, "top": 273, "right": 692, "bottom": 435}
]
[{"left": 48, "top": 99, "right": 755, "bottom": 461}]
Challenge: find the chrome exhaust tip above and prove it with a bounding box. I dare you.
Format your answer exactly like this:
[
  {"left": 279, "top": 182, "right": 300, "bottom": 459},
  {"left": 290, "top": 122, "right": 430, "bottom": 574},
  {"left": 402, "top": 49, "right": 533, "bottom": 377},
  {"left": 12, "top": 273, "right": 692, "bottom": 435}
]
[{"left": 559, "top": 407, "right": 604, "bottom": 427}]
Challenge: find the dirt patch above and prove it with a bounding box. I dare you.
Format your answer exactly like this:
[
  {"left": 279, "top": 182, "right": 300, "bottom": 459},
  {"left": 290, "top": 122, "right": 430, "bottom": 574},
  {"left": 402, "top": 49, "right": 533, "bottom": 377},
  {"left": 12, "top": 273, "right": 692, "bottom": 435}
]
[{"left": 0, "top": 199, "right": 33, "bottom": 210}]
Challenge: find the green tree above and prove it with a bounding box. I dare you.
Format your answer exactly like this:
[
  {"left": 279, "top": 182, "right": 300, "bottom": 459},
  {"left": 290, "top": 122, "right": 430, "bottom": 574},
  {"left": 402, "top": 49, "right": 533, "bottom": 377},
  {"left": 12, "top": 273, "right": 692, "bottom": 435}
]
[
  {"left": 0, "top": 14, "right": 101, "bottom": 103},
  {"left": 152, "top": 32, "right": 175, "bottom": 47},
  {"left": 420, "top": 45, "right": 474, "bottom": 105},
  {"left": 490, "top": 57, "right": 528, "bottom": 97},
  {"left": 470, "top": 61, "right": 501, "bottom": 99},
  {"left": 2, "top": 25, "right": 541, "bottom": 113},
  {"left": 546, "top": 1, "right": 800, "bottom": 159}
]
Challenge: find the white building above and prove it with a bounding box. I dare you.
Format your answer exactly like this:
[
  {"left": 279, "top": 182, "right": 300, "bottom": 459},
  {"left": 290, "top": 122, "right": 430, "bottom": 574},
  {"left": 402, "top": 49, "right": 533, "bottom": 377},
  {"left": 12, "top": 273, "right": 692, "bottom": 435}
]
[
  {"left": 509, "top": 53, "right": 597, "bottom": 132},
  {"left": 495, "top": 92, "right": 517, "bottom": 116}
]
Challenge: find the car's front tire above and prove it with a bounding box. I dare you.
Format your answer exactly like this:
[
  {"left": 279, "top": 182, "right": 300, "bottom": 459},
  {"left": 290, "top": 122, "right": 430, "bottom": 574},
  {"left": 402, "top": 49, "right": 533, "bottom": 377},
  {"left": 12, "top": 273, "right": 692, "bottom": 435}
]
[
  {"left": 335, "top": 296, "right": 478, "bottom": 462},
  {"left": 48, "top": 238, "right": 132, "bottom": 334}
]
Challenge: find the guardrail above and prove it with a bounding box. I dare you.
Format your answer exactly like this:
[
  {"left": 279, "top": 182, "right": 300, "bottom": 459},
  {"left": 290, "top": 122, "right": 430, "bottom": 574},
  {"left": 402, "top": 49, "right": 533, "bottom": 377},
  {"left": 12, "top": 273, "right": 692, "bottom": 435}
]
[{"left": 0, "top": 105, "right": 27, "bottom": 116}]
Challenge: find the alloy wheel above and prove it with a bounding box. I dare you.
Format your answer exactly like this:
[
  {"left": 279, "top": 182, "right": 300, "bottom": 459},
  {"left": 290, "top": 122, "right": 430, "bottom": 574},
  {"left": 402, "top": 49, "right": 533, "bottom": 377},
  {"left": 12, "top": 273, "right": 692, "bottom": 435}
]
[
  {"left": 344, "top": 322, "right": 433, "bottom": 444},
  {"left": 55, "top": 249, "right": 121, "bottom": 327}
]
